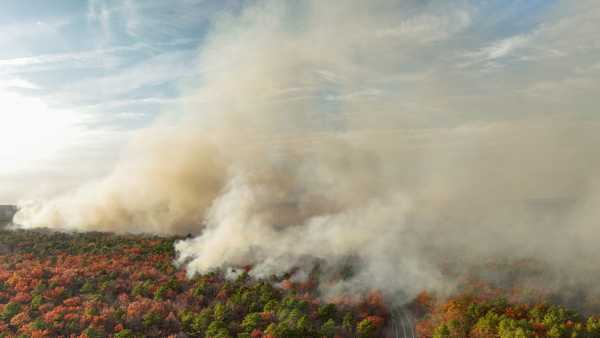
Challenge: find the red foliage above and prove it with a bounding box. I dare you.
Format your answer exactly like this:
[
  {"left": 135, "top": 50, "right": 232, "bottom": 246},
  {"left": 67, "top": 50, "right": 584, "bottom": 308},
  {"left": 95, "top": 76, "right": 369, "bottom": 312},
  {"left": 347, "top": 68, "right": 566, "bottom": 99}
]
[
  {"left": 260, "top": 311, "right": 274, "bottom": 321},
  {"left": 45, "top": 286, "right": 65, "bottom": 299},
  {"left": 280, "top": 279, "right": 293, "bottom": 290},
  {"left": 30, "top": 329, "right": 52, "bottom": 338},
  {"left": 364, "top": 315, "right": 385, "bottom": 328},
  {"left": 114, "top": 323, "right": 124, "bottom": 332},
  {"left": 416, "top": 319, "right": 436, "bottom": 338},
  {"left": 0, "top": 231, "right": 388, "bottom": 337},
  {"left": 297, "top": 279, "right": 316, "bottom": 292},
  {"left": 415, "top": 291, "right": 433, "bottom": 310},
  {"left": 10, "top": 311, "right": 30, "bottom": 326},
  {"left": 64, "top": 296, "right": 82, "bottom": 307},
  {"left": 532, "top": 322, "right": 546, "bottom": 335},
  {"left": 11, "top": 292, "right": 32, "bottom": 303},
  {"left": 216, "top": 289, "right": 228, "bottom": 300}
]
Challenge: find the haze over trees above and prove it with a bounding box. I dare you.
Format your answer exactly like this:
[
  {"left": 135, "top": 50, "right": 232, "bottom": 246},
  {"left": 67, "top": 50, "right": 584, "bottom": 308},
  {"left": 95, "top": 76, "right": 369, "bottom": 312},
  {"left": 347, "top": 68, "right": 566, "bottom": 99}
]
[
  {"left": 0, "top": 229, "right": 599, "bottom": 337},
  {"left": 0, "top": 229, "right": 387, "bottom": 337},
  {"left": 0, "top": 206, "right": 16, "bottom": 227}
]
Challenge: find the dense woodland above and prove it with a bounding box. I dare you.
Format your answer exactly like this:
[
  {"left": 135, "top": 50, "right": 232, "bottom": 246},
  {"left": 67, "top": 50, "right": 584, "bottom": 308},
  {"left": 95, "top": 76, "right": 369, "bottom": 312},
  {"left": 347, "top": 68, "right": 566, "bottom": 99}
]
[
  {"left": 0, "top": 230, "right": 387, "bottom": 337},
  {"left": 0, "top": 229, "right": 598, "bottom": 337},
  {"left": 416, "top": 294, "right": 600, "bottom": 338}
]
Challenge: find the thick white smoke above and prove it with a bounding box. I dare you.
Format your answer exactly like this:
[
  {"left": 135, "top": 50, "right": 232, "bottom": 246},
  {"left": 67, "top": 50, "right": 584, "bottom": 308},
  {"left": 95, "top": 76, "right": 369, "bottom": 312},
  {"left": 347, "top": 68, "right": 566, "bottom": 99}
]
[{"left": 15, "top": 0, "right": 600, "bottom": 303}]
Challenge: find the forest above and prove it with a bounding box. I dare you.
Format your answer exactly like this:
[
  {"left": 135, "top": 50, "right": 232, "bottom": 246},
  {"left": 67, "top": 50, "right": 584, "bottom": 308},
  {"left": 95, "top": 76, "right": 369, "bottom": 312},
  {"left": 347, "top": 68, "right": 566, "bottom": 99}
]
[
  {"left": 0, "top": 229, "right": 598, "bottom": 337},
  {"left": 0, "top": 229, "right": 388, "bottom": 337}
]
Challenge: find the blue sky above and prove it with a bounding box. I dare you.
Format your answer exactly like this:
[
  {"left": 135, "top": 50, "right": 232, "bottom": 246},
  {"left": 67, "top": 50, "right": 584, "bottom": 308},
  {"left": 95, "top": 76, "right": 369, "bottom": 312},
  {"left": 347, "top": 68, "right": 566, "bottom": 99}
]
[
  {"left": 1, "top": 0, "right": 598, "bottom": 203},
  {"left": 0, "top": 0, "right": 237, "bottom": 121}
]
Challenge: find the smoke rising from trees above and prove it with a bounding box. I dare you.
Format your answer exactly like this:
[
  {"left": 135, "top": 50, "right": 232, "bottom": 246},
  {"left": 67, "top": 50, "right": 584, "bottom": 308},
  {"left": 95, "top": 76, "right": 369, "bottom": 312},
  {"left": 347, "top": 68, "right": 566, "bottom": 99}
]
[{"left": 15, "top": 0, "right": 600, "bottom": 304}]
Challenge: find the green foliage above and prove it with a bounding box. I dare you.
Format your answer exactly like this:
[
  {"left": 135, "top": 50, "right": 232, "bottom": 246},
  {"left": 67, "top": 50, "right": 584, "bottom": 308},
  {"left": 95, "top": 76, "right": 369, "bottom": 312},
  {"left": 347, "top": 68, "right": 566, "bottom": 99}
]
[
  {"left": 206, "top": 320, "right": 229, "bottom": 337},
  {"left": 356, "top": 317, "right": 378, "bottom": 338},
  {"left": 83, "top": 326, "right": 104, "bottom": 338},
  {"left": 31, "top": 319, "right": 48, "bottom": 330},
  {"left": 80, "top": 280, "right": 95, "bottom": 294},
  {"left": 241, "top": 312, "right": 262, "bottom": 332},
  {"left": 65, "top": 320, "right": 81, "bottom": 332},
  {"left": 214, "top": 302, "right": 229, "bottom": 322},
  {"left": 0, "top": 302, "right": 20, "bottom": 321},
  {"left": 132, "top": 280, "right": 152, "bottom": 297},
  {"left": 318, "top": 303, "right": 337, "bottom": 321},
  {"left": 30, "top": 294, "right": 43, "bottom": 309},
  {"left": 263, "top": 299, "right": 279, "bottom": 313},
  {"left": 166, "top": 276, "right": 181, "bottom": 291},
  {"left": 427, "top": 296, "right": 600, "bottom": 338},
  {"left": 0, "top": 229, "right": 373, "bottom": 337},
  {"left": 114, "top": 329, "right": 136, "bottom": 338},
  {"left": 154, "top": 285, "right": 168, "bottom": 300},
  {"left": 143, "top": 311, "right": 161, "bottom": 328},
  {"left": 180, "top": 308, "right": 213, "bottom": 336},
  {"left": 321, "top": 318, "right": 337, "bottom": 337},
  {"left": 586, "top": 317, "right": 600, "bottom": 335},
  {"left": 497, "top": 318, "right": 533, "bottom": 338},
  {"left": 153, "top": 239, "right": 176, "bottom": 255},
  {"left": 342, "top": 312, "right": 354, "bottom": 332},
  {"left": 432, "top": 324, "right": 451, "bottom": 338}
]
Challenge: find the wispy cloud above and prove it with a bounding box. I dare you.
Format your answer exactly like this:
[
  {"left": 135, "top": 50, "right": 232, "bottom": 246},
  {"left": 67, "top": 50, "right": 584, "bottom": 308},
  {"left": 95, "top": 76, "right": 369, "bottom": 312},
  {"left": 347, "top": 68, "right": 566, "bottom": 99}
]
[
  {"left": 0, "top": 78, "right": 40, "bottom": 90},
  {"left": 376, "top": 10, "right": 471, "bottom": 43},
  {"left": 87, "top": 0, "right": 113, "bottom": 45},
  {"left": 0, "top": 20, "right": 68, "bottom": 47},
  {"left": 0, "top": 44, "right": 140, "bottom": 69},
  {"left": 460, "top": 33, "right": 532, "bottom": 69},
  {"left": 56, "top": 49, "right": 197, "bottom": 104}
]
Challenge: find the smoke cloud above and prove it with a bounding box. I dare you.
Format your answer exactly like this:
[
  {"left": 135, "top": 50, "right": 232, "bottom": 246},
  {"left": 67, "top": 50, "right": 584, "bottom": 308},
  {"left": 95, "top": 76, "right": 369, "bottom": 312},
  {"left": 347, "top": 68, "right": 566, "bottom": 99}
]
[{"left": 15, "top": 0, "right": 600, "bottom": 304}]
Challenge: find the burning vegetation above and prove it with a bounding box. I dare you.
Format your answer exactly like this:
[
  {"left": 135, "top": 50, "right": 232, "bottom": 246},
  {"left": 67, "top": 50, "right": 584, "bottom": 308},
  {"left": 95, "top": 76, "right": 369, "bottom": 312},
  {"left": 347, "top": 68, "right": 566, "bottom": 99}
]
[
  {"left": 0, "top": 229, "right": 389, "bottom": 337},
  {"left": 0, "top": 229, "right": 600, "bottom": 337}
]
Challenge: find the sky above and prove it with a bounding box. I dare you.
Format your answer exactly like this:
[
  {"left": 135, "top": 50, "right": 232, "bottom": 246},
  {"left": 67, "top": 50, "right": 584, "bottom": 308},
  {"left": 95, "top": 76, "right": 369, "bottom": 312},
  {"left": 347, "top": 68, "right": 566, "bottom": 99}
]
[
  {"left": 0, "top": 0, "right": 598, "bottom": 204},
  {"left": 0, "top": 0, "right": 244, "bottom": 203}
]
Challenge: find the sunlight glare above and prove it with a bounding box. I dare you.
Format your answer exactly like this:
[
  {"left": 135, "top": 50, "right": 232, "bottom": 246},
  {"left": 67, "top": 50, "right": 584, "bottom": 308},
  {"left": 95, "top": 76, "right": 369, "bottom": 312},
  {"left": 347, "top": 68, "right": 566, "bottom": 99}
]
[{"left": 0, "top": 89, "right": 83, "bottom": 174}]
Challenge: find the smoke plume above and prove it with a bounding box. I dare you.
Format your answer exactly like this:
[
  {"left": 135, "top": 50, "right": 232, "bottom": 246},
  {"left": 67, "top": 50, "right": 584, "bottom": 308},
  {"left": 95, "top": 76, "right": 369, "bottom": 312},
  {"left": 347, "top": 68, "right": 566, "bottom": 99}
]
[{"left": 15, "top": 0, "right": 600, "bottom": 304}]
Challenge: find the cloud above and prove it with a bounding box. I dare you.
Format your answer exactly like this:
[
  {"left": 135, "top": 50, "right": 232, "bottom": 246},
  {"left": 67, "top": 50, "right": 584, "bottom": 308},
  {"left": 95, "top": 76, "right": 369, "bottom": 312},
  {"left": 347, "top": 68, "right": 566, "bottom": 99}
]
[
  {"left": 459, "top": 33, "right": 533, "bottom": 70},
  {"left": 102, "top": 0, "right": 235, "bottom": 42},
  {"left": 0, "top": 44, "right": 140, "bottom": 70},
  {"left": 0, "top": 78, "right": 40, "bottom": 90},
  {"left": 375, "top": 10, "right": 471, "bottom": 43},
  {"left": 87, "top": 0, "right": 113, "bottom": 45},
  {"left": 480, "top": 34, "right": 532, "bottom": 60},
  {"left": 0, "top": 20, "right": 68, "bottom": 47},
  {"left": 55, "top": 49, "right": 197, "bottom": 104},
  {"left": 459, "top": 0, "right": 600, "bottom": 71}
]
